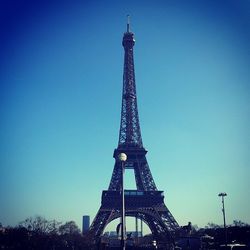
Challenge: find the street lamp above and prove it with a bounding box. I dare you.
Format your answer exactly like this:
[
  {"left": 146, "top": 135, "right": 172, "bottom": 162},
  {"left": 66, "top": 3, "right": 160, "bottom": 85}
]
[
  {"left": 118, "top": 153, "right": 127, "bottom": 250},
  {"left": 218, "top": 192, "right": 227, "bottom": 246}
]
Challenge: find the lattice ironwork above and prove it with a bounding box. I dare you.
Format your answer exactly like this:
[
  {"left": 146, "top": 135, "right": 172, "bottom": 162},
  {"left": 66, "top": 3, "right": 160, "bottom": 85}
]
[
  {"left": 89, "top": 20, "right": 179, "bottom": 243},
  {"left": 118, "top": 28, "right": 142, "bottom": 149}
]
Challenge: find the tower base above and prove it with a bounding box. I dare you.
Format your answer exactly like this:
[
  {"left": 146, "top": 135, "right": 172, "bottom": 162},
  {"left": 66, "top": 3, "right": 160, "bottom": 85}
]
[{"left": 89, "top": 190, "right": 179, "bottom": 242}]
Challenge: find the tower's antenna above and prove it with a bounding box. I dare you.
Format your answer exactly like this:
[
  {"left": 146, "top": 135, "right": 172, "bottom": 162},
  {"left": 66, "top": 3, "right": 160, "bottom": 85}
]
[{"left": 127, "top": 14, "right": 130, "bottom": 32}]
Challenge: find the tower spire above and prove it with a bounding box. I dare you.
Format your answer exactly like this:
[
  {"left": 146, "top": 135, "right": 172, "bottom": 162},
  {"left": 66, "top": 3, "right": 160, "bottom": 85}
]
[{"left": 127, "top": 14, "right": 130, "bottom": 32}]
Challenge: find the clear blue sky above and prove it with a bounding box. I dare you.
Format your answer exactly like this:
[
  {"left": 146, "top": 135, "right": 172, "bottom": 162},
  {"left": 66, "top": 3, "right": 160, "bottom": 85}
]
[{"left": 0, "top": 0, "right": 249, "bottom": 232}]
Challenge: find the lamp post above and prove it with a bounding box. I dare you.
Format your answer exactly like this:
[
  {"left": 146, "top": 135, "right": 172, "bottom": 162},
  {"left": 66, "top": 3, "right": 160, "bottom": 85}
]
[
  {"left": 218, "top": 192, "right": 227, "bottom": 246},
  {"left": 118, "top": 153, "right": 127, "bottom": 250}
]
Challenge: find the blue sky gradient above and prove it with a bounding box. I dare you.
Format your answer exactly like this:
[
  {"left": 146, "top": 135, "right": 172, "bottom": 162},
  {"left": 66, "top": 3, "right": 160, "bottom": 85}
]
[{"left": 0, "top": 0, "right": 249, "bottom": 231}]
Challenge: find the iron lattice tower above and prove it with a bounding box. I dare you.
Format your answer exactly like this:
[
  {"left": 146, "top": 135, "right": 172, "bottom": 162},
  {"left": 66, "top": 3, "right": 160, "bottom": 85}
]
[{"left": 89, "top": 19, "right": 179, "bottom": 242}]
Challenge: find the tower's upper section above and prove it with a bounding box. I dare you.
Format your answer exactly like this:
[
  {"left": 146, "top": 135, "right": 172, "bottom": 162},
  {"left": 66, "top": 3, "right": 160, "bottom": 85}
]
[
  {"left": 118, "top": 17, "right": 143, "bottom": 149},
  {"left": 122, "top": 18, "right": 135, "bottom": 49}
]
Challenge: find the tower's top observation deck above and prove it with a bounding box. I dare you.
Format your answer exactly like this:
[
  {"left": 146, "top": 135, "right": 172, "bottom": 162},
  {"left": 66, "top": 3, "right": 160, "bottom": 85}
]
[{"left": 122, "top": 15, "right": 135, "bottom": 49}]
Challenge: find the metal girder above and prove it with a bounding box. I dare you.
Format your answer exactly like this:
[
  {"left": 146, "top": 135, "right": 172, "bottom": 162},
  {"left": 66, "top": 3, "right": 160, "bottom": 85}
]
[{"left": 109, "top": 148, "right": 157, "bottom": 191}]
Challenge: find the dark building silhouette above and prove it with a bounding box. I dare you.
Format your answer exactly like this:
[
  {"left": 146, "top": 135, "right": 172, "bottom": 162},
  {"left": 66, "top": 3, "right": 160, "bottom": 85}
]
[{"left": 82, "top": 215, "right": 90, "bottom": 233}]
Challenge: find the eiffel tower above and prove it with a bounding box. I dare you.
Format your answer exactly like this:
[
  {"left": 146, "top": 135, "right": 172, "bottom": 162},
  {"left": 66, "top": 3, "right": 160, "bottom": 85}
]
[{"left": 89, "top": 18, "right": 179, "bottom": 242}]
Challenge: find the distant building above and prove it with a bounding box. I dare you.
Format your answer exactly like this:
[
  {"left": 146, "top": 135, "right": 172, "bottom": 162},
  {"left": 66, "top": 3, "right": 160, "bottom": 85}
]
[
  {"left": 103, "top": 231, "right": 142, "bottom": 238},
  {"left": 82, "top": 215, "right": 90, "bottom": 233}
]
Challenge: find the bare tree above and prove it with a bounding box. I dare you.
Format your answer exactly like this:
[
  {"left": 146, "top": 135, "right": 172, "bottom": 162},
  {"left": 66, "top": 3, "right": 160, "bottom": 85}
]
[
  {"left": 19, "top": 216, "right": 61, "bottom": 234},
  {"left": 59, "top": 221, "right": 80, "bottom": 235},
  {"left": 233, "top": 220, "right": 249, "bottom": 227}
]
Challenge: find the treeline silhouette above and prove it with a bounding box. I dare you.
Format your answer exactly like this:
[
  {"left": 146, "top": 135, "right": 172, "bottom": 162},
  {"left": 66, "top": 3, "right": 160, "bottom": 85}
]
[
  {"left": 196, "top": 221, "right": 250, "bottom": 249},
  {"left": 1, "top": 217, "right": 250, "bottom": 250},
  {"left": 0, "top": 216, "right": 94, "bottom": 250}
]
